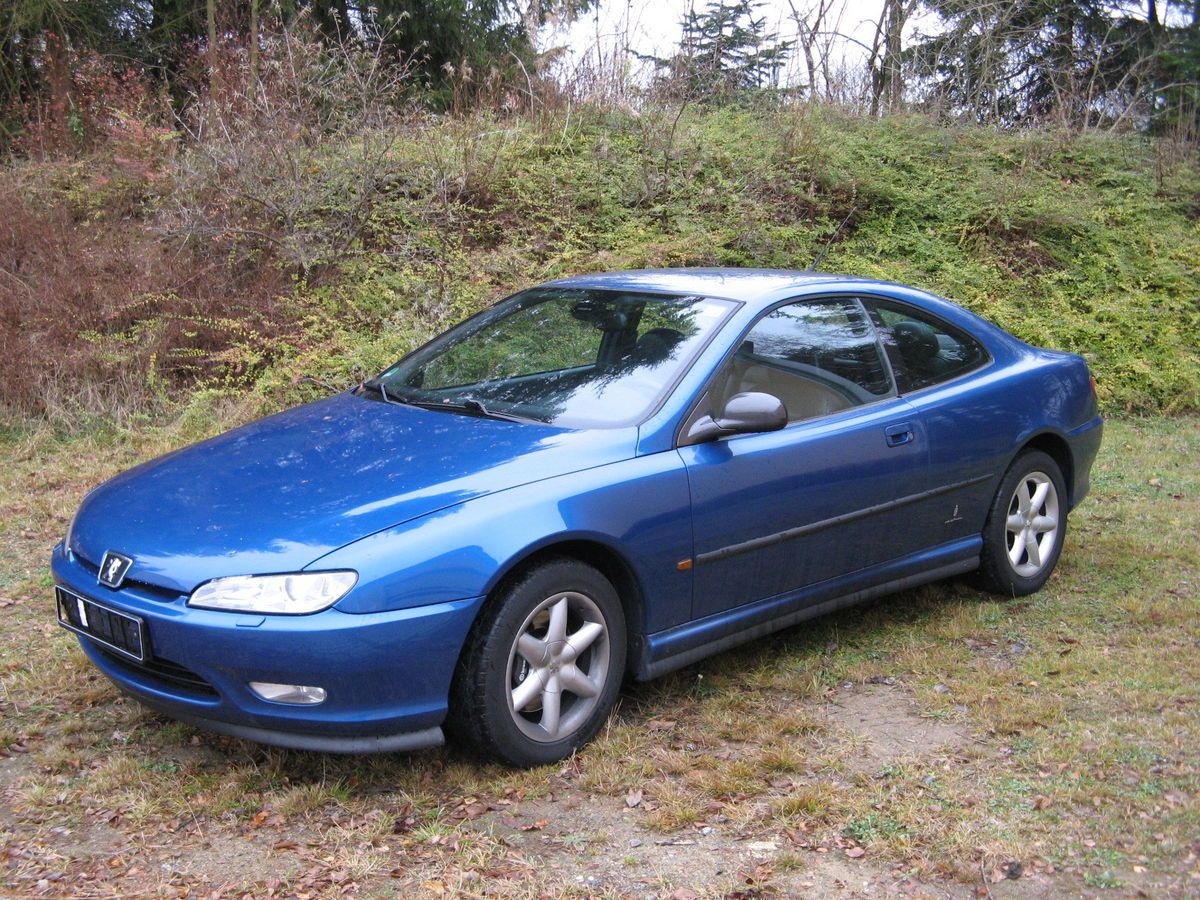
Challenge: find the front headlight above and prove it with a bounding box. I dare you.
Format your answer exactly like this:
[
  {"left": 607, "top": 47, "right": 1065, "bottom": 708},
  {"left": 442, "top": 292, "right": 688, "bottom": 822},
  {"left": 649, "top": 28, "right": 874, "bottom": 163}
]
[{"left": 188, "top": 571, "right": 358, "bottom": 615}]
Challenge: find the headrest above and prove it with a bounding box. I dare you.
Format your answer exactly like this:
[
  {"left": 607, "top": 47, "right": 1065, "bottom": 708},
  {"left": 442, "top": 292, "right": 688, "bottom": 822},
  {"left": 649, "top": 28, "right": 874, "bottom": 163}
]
[{"left": 891, "top": 320, "right": 939, "bottom": 362}]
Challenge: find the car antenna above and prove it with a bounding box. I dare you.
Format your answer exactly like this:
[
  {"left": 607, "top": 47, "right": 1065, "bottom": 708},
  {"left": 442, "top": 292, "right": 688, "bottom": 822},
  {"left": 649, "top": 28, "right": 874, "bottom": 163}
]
[{"left": 806, "top": 205, "right": 858, "bottom": 272}]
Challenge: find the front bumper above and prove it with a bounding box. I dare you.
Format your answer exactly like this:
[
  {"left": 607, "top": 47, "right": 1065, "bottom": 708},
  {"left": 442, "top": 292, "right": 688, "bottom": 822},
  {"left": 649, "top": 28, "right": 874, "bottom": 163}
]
[{"left": 52, "top": 545, "right": 484, "bottom": 753}]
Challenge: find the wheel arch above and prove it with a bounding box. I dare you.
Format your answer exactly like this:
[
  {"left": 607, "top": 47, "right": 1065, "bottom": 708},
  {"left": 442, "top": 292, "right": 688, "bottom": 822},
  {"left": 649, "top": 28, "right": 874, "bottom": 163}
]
[
  {"left": 480, "top": 537, "right": 649, "bottom": 677},
  {"left": 1014, "top": 430, "right": 1076, "bottom": 507}
]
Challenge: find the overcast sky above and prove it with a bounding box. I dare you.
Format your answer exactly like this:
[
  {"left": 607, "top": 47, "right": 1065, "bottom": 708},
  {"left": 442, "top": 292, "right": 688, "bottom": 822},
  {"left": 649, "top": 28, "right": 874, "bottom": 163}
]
[
  {"left": 542, "top": 0, "right": 928, "bottom": 87},
  {"left": 541, "top": 0, "right": 1164, "bottom": 90}
]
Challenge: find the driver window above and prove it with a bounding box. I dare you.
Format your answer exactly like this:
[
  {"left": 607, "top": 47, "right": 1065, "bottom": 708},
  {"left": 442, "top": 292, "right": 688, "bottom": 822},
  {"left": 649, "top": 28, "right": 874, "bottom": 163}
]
[{"left": 711, "top": 298, "right": 895, "bottom": 424}]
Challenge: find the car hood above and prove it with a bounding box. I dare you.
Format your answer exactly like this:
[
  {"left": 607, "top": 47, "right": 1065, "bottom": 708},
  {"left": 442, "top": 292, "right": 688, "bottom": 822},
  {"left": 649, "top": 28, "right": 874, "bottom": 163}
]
[{"left": 70, "top": 393, "right": 637, "bottom": 594}]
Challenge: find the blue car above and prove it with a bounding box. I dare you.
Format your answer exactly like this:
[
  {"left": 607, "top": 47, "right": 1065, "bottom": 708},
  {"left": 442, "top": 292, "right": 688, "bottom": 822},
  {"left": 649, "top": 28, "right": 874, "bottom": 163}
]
[{"left": 53, "top": 269, "right": 1102, "bottom": 766}]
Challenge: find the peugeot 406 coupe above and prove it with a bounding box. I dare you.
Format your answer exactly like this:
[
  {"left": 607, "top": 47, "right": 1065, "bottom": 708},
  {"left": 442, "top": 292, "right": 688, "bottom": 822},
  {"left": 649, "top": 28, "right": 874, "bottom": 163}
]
[{"left": 53, "top": 269, "right": 1102, "bottom": 766}]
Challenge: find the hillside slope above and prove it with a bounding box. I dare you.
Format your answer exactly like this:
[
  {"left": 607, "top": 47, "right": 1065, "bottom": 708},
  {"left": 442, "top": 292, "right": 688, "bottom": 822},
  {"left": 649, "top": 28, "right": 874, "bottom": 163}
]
[{"left": 1, "top": 106, "right": 1197, "bottom": 426}]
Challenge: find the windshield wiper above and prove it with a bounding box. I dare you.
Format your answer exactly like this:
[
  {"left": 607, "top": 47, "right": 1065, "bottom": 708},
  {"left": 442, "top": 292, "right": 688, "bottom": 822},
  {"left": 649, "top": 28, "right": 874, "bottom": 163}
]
[
  {"left": 361, "top": 382, "right": 537, "bottom": 423},
  {"left": 408, "top": 398, "right": 537, "bottom": 424},
  {"left": 360, "top": 378, "right": 407, "bottom": 406}
]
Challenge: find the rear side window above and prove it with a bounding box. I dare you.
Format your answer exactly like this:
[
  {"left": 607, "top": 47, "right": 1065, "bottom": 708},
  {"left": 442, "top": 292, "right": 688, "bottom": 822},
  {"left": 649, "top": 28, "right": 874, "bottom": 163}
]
[{"left": 865, "top": 299, "right": 989, "bottom": 392}]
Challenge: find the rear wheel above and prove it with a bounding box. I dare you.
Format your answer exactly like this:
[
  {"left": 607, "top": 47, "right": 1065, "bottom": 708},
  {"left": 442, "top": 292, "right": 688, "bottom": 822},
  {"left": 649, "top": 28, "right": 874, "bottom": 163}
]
[
  {"left": 448, "top": 559, "right": 626, "bottom": 767},
  {"left": 973, "top": 449, "right": 1067, "bottom": 597}
]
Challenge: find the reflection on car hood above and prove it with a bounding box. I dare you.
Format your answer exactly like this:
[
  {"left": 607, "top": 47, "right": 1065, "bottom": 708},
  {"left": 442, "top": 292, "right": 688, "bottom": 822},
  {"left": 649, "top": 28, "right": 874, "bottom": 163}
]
[{"left": 70, "top": 393, "right": 636, "bottom": 594}]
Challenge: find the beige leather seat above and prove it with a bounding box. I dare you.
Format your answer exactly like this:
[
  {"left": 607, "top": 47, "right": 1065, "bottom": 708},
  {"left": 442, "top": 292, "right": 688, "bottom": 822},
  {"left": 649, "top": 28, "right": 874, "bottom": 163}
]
[{"left": 713, "top": 354, "right": 852, "bottom": 423}]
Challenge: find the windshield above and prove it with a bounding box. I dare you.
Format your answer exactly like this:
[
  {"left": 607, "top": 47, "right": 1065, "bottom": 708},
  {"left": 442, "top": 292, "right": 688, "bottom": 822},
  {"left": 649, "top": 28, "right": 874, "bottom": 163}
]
[{"left": 367, "top": 288, "right": 736, "bottom": 428}]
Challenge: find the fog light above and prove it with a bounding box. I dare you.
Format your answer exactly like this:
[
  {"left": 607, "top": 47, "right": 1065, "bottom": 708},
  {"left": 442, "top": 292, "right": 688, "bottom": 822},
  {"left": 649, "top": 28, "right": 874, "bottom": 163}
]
[{"left": 249, "top": 682, "right": 327, "bottom": 705}]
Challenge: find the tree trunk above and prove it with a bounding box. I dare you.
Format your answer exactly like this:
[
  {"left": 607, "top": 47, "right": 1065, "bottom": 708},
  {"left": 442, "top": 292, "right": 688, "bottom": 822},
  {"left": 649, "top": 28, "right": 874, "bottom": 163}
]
[
  {"left": 867, "top": 4, "right": 884, "bottom": 115},
  {"left": 207, "top": 0, "right": 218, "bottom": 96},
  {"left": 873, "top": 0, "right": 906, "bottom": 114},
  {"left": 1, "top": 32, "right": 19, "bottom": 112},
  {"left": 1053, "top": 4, "right": 1076, "bottom": 126},
  {"left": 333, "top": 0, "right": 351, "bottom": 35},
  {"left": 786, "top": 0, "right": 821, "bottom": 103},
  {"left": 523, "top": 0, "right": 542, "bottom": 52},
  {"left": 884, "top": 0, "right": 903, "bottom": 111},
  {"left": 249, "top": 0, "right": 259, "bottom": 91},
  {"left": 801, "top": 25, "right": 816, "bottom": 99},
  {"left": 45, "top": 31, "right": 71, "bottom": 151}
]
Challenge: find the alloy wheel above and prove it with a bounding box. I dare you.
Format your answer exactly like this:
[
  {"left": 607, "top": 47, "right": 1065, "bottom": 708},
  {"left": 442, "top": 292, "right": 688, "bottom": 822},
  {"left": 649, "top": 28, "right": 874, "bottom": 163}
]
[
  {"left": 1004, "top": 470, "right": 1060, "bottom": 578},
  {"left": 505, "top": 591, "right": 610, "bottom": 743}
]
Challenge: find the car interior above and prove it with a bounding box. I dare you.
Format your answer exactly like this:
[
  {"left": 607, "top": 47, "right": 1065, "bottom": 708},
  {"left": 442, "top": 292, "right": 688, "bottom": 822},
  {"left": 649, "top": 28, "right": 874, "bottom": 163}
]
[{"left": 709, "top": 341, "right": 863, "bottom": 422}]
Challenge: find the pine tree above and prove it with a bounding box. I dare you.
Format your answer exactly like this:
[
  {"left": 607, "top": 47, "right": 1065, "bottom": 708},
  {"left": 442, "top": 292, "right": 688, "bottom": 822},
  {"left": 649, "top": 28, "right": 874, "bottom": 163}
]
[
  {"left": 647, "top": 0, "right": 794, "bottom": 103},
  {"left": 909, "top": 0, "right": 1197, "bottom": 129},
  {"left": 1153, "top": 0, "right": 1200, "bottom": 132}
]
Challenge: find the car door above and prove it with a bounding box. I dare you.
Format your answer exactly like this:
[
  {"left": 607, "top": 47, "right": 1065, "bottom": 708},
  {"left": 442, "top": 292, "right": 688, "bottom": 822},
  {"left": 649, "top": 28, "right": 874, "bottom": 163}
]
[
  {"left": 677, "top": 296, "right": 932, "bottom": 621},
  {"left": 862, "top": 296, "right": 999, "bottom": 547}
]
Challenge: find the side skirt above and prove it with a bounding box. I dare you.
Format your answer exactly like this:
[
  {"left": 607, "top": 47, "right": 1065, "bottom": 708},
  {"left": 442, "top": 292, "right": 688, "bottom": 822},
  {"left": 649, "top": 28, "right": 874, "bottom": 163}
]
[{"left": 636, "top": 539, "right": 980, "bottom": 681}]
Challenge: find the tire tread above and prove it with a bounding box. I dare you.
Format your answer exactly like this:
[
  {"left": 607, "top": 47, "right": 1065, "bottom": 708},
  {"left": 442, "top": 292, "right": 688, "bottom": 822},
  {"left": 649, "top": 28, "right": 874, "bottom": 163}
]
[
  {"left": 971, "top": 449, "right": 1067, "bottom": 598},
  {"left": 446, "top": 557, "right": 625, "bottom": 767}
]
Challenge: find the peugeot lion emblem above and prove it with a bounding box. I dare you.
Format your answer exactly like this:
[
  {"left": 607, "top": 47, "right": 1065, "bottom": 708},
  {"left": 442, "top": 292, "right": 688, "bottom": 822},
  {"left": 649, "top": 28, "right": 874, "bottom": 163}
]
[{"left": 98, "top": 551, "right": 134, "bottom": 589}]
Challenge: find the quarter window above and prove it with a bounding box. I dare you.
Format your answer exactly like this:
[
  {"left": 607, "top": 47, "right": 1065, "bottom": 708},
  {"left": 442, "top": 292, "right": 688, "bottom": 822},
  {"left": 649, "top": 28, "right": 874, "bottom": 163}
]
[
  {"left": 708, "top": 298, "right": 894, "bottom": 425},
  {"left": 865, "top": 299, "right": 988, "bottom": 392}
]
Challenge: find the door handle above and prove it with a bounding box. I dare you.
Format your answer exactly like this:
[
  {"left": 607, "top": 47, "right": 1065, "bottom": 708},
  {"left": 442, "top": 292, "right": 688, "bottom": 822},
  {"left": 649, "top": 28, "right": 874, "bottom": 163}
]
[{"left": 885, "top": 423, "right": 914, "bottom": 447}]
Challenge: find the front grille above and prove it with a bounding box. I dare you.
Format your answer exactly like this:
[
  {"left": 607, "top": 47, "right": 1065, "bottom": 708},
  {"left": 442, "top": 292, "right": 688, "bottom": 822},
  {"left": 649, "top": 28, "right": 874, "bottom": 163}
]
[
  {"left": 98, "top": 648, "right": 219, "bottom": 698},
  {"left": 72, "top": 554, "right": 184, "bottom": 603}
]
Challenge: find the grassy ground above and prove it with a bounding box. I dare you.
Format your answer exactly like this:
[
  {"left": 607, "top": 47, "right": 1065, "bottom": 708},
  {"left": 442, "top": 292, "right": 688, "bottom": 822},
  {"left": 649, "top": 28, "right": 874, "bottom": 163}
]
[{"left": 0, "top": 415, "right": 1197, "bottom": 897}]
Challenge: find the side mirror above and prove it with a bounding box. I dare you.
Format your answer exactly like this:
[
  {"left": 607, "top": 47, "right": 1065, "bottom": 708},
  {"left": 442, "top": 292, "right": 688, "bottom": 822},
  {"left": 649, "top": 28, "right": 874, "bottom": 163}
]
[{"left": 682, "top": 392, "right": 788, "bottom": 445}]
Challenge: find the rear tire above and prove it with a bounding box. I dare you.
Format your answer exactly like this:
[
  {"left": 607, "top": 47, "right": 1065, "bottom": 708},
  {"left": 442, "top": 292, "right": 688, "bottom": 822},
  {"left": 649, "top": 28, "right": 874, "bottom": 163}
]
[
  {"left": 972, "top": 449, "right": 1068, "bottom": 597},
  {"left": 447, "top": 558, "right": 626, "bottom": 767}
]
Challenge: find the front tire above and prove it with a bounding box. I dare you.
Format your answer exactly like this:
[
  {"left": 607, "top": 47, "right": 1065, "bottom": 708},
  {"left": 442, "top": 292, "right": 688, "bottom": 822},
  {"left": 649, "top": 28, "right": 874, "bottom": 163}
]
[
  {"left": 973, "top": 449, "right": 1068, "bottom": 597},
  {"left": 448, "top": 558, "right": 626, "bottom": 767}
]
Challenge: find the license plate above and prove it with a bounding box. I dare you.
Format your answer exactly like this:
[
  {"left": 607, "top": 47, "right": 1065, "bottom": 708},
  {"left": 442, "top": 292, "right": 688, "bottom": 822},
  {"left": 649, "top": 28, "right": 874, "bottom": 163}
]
[{"left": 56, "top": 586, "right": 147, "bottom": 663}]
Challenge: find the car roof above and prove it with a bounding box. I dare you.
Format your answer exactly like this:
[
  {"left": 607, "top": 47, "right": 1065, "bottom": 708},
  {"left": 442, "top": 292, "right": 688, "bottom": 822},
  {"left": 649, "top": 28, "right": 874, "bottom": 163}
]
[
  {"left": 537, "top": 268, "right": 1009, "bottom": 349},
  {"left": 543, "top": 268, "right": 884, "bottom": 307}
]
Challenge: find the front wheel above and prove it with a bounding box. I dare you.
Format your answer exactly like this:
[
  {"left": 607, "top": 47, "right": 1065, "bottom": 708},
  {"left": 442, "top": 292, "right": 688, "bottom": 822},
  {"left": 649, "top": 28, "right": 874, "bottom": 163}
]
[
  {"left": 972, "top": 449, "right": 1068, "bottom": 597},
  {"left": 448, "top": 559, "right": 626, "bottom": 767}
]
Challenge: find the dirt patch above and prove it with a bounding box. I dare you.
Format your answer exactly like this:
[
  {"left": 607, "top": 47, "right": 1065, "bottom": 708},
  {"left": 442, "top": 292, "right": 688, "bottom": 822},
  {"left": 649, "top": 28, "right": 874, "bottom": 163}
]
[
  {"left": 465, "top": 792, "right": 970, "bottom": 898},
  {"left": 0, "top": 753, "right": 36, "bottom": 791},
  {"left": 1, "top": 817, "right": 306, "bottom": 896},
  {"left": 823, "top": 685, "right": 969, "bottom": 772},
  {"left": 476, "top": 793, "right": 738, "bottom": 894},
  {"left": 157, "top": 830, "right": 304, "bottom": 891}
]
